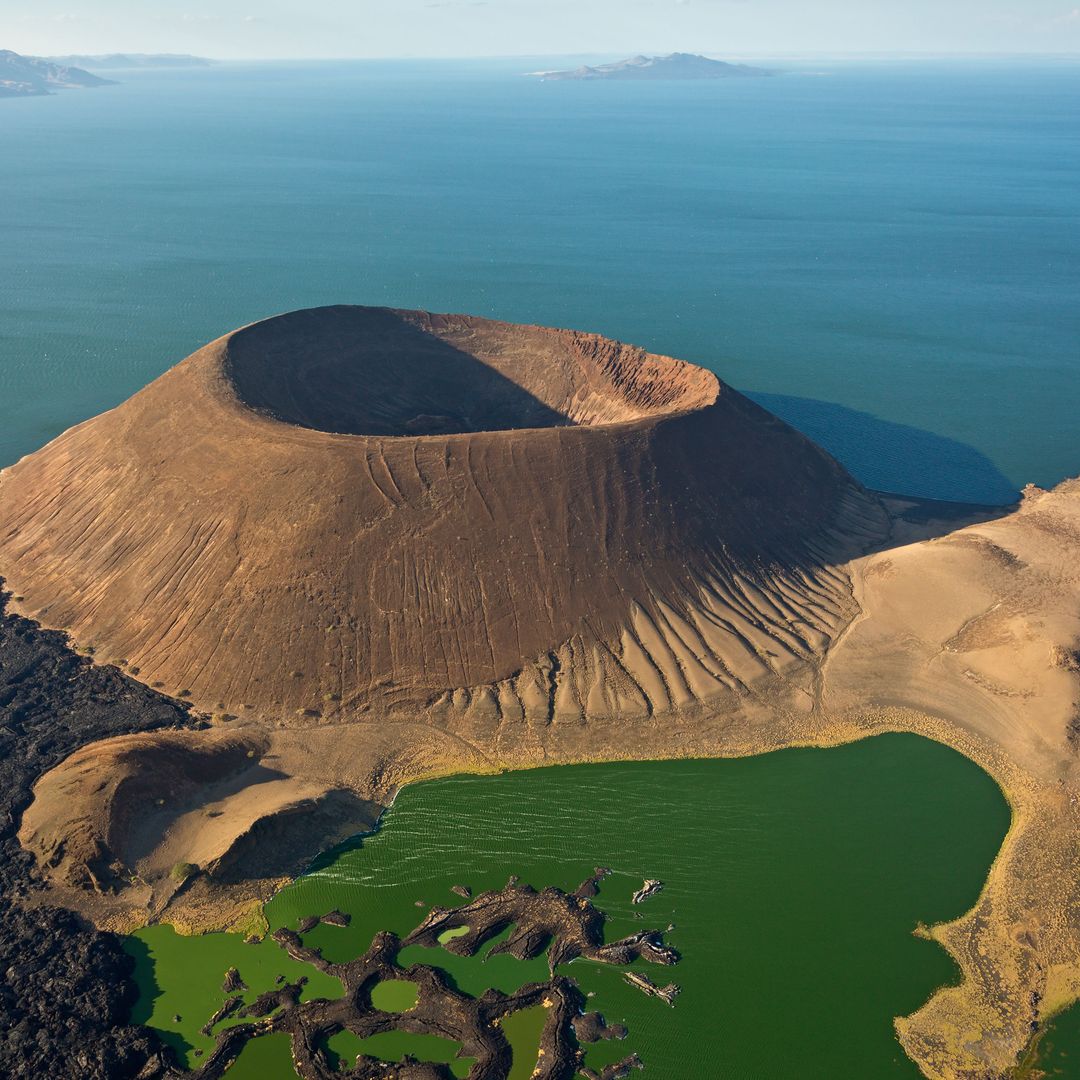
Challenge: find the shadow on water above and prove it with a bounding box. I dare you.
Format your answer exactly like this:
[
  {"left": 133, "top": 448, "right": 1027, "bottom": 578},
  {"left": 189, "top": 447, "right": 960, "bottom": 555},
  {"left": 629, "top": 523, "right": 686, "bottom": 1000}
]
[
  {"left": 122, "top": 936, "right": 191, "bottom": 1062},
  {"left": 746, "top": 392, "right": 1020, "bottom": 508},
  {"left": 122, "top": 935, "right": 158, "bottom": 1026},
  {"left": 304, "top": 830, "right": 370, "bottom": 876}
]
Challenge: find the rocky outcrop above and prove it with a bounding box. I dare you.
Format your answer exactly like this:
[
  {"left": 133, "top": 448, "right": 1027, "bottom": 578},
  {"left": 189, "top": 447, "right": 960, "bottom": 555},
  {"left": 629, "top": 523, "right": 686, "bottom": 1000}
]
[
  {"left": 0, "top": 584, "right": 192, "bottom": 1078},
  {"left": 193, "top": 874, "right": 674, "bottom": 1079},
  {"left": 0, "top": 49, "right": 115, "bottom": 97}
]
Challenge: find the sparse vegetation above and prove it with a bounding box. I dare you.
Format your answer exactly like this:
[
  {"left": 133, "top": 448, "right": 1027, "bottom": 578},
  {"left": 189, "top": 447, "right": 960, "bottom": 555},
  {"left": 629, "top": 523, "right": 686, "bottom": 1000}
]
[{"left": 170, "top": 861, "right": 198, "bottom": 882}]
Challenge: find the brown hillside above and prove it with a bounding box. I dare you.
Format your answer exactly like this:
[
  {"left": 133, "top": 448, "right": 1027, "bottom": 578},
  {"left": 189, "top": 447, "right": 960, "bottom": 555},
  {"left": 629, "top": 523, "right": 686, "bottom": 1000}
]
[{"left": 0, "top": 305, "right": 886, "bottom": 726}]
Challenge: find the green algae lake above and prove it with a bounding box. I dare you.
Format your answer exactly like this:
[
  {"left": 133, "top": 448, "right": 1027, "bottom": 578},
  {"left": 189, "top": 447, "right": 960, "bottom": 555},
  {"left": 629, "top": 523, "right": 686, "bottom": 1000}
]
[{"left": 126, "top": 734, "right": 1011, "bottom": 1078}]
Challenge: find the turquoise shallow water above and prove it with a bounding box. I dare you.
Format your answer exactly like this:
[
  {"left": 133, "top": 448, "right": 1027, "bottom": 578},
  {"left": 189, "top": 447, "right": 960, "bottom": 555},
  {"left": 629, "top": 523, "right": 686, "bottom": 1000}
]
[
  {"left": 128, "top": 736, "right": 1010, "bottom": 1078},
  {"left": 2, "top": 58, "right": 1078, "bottom": 501}
]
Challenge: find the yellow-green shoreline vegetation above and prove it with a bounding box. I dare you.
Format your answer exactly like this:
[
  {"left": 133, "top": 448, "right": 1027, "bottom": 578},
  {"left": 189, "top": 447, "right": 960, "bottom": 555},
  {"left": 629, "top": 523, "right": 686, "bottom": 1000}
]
[{"left": 125, "top": 735, "right": 1010, "bottom": 1077}]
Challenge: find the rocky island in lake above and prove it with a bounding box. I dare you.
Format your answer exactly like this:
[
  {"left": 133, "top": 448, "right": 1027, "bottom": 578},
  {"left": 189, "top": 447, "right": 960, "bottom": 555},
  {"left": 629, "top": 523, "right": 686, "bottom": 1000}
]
[
  {"left": 526, "top": 53, "right": 774, "bottom": 81},
  {"left": 193, "top": 872, "right": 672, "bottom": 1079}
]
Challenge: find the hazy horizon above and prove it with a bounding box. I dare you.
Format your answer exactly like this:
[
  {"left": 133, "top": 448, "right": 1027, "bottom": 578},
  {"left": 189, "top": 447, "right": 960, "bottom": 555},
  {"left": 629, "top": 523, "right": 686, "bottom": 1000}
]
[
  {"left": 5, "top": 0, "right": 1080, "bottom": 61},
  {"left": 11, "top": 49, "right": 1080, "bottom": 63}
]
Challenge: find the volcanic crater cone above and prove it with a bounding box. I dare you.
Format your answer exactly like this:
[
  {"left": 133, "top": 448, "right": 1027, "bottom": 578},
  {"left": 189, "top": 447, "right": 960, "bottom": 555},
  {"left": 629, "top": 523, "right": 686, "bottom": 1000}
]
[{"left": 0, "top": 305, "right": 888, "bottom": 728}]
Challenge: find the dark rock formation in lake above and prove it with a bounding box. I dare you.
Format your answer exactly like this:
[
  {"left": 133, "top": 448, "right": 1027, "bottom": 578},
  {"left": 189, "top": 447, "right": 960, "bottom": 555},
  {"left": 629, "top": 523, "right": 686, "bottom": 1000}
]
[
  {"left": 0, "top": 49, "right": 115, "bottom": 97},
  {"left": 194, "top": 874, "right": 673, "bottom": 1079},
  {"left": 528, "top": 53, "right": 773, "bottom": 82}
]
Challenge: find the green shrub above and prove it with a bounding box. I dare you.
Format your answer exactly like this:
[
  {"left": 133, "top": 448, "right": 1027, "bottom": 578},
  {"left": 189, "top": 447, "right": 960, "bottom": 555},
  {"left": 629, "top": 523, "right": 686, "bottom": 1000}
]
[{"left": 170, "top": 861, "right": 198, "bottom": 882}]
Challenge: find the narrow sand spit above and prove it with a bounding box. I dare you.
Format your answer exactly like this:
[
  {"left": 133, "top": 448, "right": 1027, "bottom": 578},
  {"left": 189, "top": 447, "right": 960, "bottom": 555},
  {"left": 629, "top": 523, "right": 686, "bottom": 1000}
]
[{"left": 2, "top": 307, "right": 1079, "bottom": 1078}]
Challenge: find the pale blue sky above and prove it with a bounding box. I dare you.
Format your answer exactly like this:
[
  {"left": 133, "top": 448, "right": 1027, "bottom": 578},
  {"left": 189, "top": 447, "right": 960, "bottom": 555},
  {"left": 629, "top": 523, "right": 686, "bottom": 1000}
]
[{"left": 6, "top": 0, "right": 1080, "bottom": 59}]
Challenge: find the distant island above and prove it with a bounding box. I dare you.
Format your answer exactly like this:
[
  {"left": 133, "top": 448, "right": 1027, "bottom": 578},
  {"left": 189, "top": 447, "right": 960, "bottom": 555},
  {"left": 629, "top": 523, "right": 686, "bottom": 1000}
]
[
  {"left": 46, "top": 53, "right": 214, "bottom": 70},
  {"left": 527, "top": 52, "right": 774, "bottom": 82},
  {"left": 0, "top": 49, "right": 115, "bottom": 97}
]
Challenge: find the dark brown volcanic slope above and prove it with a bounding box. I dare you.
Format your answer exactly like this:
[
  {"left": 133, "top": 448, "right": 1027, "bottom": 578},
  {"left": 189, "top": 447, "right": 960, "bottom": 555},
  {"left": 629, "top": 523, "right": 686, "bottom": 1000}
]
[{"left": 0, "top": 306, "right": 887, "bottom": 728}]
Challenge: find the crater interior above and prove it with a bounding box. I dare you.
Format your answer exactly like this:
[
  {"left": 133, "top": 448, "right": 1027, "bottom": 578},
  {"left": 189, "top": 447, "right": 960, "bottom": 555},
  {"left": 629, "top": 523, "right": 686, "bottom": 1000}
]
[{"left": 224, "top": 305, "right": 717, "bottom": 436}]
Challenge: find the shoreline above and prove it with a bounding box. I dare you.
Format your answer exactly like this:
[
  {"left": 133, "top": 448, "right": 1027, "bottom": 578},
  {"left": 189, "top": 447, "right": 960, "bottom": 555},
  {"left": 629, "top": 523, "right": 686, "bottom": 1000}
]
[{"left": 131, "top": 728, "right": 1010, "bottom": 1080}]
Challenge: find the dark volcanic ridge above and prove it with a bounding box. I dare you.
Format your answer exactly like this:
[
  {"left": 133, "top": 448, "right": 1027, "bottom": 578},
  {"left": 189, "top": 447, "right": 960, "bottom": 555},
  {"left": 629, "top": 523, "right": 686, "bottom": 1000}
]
[{"left": 0, "top": 583, "right": 195, "bottom": 1079}]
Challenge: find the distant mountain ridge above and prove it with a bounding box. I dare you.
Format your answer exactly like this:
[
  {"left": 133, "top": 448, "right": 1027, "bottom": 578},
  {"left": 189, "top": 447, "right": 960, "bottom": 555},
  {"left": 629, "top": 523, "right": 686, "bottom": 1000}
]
[
  {"left": 47, "top": 53, "right": 214, "bottom": 69},
  {"left": 0, "top": 49, "right": 115, "bottom": 97},
  {"left": 528, "top": 52, "right": 774, "bottom": 82}
]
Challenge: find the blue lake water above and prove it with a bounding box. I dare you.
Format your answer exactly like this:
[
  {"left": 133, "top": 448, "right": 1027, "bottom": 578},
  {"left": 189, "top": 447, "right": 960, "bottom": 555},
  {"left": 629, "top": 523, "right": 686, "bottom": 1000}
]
[{"left": 1, "top": 57, "right": 1077, "bottom": 502}]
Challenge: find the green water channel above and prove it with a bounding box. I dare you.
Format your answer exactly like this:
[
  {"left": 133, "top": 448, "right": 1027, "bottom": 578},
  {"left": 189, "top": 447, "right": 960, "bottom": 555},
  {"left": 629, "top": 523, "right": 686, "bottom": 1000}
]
[
  {"left": 127, "top": 734, "right": 1011, "bottom": 1077},
  {"left": 1014, "top": 1001, "right": 1080, "bottom": 1078}
]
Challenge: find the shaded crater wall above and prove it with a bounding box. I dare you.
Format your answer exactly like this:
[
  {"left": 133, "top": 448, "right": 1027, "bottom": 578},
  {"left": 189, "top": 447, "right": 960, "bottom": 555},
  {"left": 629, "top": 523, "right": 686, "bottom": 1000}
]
[{"left": 224, "top": 306, "right": 720, "bottom": 435}]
